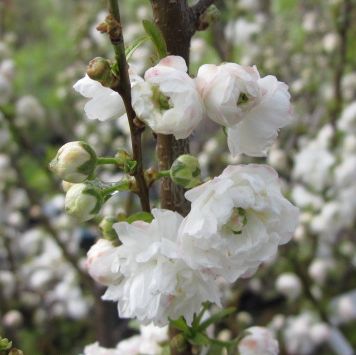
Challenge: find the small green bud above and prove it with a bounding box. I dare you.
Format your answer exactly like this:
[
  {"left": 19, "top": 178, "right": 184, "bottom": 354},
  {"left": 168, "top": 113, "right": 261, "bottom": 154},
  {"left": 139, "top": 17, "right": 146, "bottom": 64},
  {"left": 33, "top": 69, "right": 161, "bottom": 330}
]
[
  {"left": 99, "top": 216, "right": 117, "bottom": 241},
  {"left": 0, "top": 337, "right": 12, "bottom": 351},
  {"left": 87, "top": 57, "right": 118, "bottom": 88},
  {"left": 170, "top": 154, "right": 201, "bottom": 188},
  {"left": 65, "top": 182, "right": 103, "bottom": 222},
  {"left": 49, "top": 141, "right": 97, "bottom": 183}
]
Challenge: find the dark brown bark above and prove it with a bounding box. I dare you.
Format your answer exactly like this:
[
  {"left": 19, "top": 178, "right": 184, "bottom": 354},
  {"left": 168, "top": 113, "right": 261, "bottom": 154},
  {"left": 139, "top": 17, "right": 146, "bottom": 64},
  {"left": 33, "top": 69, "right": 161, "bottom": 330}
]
[
  {"left": 151, "top": 0, "right": 194, "bottom": 216},
  {"left": 331, "top": 0, "right": 353, "bottom": 126},
  {"left": 151, "top": 1, "right": 215, "bottom": 354}
]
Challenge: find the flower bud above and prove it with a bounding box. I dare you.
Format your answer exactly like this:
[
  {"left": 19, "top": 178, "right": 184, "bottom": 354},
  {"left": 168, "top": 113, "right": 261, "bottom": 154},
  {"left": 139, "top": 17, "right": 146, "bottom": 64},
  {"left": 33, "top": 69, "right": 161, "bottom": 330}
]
[
  {"left": 170, "top": 154, "right": 201, "bottom": 188},
  {"left": 87, "top": 57, "right": 118, "bottom": 88},
  {"left": 99, "top": 216, "right": 117, "bottom": 241},
  {"left": 65, "top": 182, "right": 103, "bottom": 222},
  {"left": 49, "top": 141, "right": 97, "bottom": 183},
  {"left": 0, "top": 337, "right": 12, "bottom": 351}
]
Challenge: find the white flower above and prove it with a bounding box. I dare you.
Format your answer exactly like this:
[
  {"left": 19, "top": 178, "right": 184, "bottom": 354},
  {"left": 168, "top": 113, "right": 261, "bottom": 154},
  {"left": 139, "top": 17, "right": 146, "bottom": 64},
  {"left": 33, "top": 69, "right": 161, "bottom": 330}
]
[
  {"left": 283, "top": 313, "right": 328, "bottom": 355},
  {"left": 291, "top": 185, "right": 323, "bottom": 210},
  {"left": 103, "top": 209, "right": 220, "bottom": 326},
  {"left": 84, "top": 342, "right": 119, "bottom": 355},
  {"left": 83, "top": 323, "right": 167, "bottom": 355},
  {"left": 331, "top": 290, "right": 356, "bottom": 324},
  {"left": 73, "top": 75, "right": 125, "bottom": 121},
  {"left": 49, "top": 141, "right": 97, "bottom": 183},
  {"left": 179, "top": 164, "right": 299, "bottom": 282},
  {"left": 86, "top": 239, "right": 120, "bottom": 286},
  {"left": 238, "top": 326, "right": 279, "bottom": 355},
  {"left": 132, "top": 55, "right": 204, "bottom": 139},
  {"left": 15, "top": 95, "right": 45, "bottom": 121},
  {"left": 334, "top": 155, "right": 356, "bottom": 188},
  {"left": 311, "top": 201, "right": 353, "bottom": 242},
  {"left": 337, "top": 101, "right": 356, "bottom": 134},
  {"left": 196, "top": 63, "right": 293, "bottom": 156},
  {"left": 275, "top": 273, "right": 301, "bottom": 300},
  {"left": 293, "top": 141, "right": 335, "bottom": 192},
  {"left": 308, "top": 258, "right": 334, "bottom": 284}
]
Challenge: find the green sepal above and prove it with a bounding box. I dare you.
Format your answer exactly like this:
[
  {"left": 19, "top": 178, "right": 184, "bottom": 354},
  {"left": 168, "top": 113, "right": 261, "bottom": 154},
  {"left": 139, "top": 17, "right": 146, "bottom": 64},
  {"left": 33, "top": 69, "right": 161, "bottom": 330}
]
[
  {"left": 77, "top": 141, "right": 97, "bottom": 176},
  {"left": 190, "top": 332, "right": 210, "bottom": 346},
  {"left": 142, "top": 20, "right": 168, "bottom": 59},
  {"left": 170, "top": 317, "right": 192, "bottom": 336},
  {"left": 126, "top": 212, "right": 154, "bottom": 224}
]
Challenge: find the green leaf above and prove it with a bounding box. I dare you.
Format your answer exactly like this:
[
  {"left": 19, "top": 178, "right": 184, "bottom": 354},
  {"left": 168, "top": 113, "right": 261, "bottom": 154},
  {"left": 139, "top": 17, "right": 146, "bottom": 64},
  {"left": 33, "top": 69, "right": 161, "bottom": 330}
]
[
  {"left": 198, "top": 307, "right": 236, "bottom": 331},
  {"left": 125, "top": 34, "right": 149, "bottom": 61},
  {"left": 142, "top": 20, "right": 168, "bottom": 58},
  {"left": 126, "top": 212, "right": 154, "bottom": 224}
]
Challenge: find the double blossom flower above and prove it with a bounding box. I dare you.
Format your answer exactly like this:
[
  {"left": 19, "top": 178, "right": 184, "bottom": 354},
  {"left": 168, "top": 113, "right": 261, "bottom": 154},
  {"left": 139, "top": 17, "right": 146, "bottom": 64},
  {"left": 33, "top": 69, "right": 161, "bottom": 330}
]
[{"left": 74, "top": 55, "right": 299, "bottom": 326}]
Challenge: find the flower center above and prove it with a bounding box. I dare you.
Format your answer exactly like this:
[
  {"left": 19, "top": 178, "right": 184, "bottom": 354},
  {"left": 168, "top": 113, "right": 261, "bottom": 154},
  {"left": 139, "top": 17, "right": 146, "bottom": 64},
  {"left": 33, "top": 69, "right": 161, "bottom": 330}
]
[
  {"left": 223, "top": 207, "right": 247, "bottom": 235},
  {"left": 152, "top": 85, "right": 171, "bottom": 111},
  {"left": 236, "top": 92, "right": 249, "bottom": 106}
]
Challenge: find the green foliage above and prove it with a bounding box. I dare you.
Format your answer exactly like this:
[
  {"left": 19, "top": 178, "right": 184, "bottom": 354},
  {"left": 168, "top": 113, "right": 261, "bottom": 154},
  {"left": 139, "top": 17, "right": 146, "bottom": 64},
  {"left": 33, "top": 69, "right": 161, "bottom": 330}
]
[
  {"left": 125, "top": 34, "right": 149, "bottom": 60},
  {"left": 19, "top": 156, "right": 52, "bottom": 194},
  {"left": 142, "top": 20, "right": 168, "bottom": 59}
]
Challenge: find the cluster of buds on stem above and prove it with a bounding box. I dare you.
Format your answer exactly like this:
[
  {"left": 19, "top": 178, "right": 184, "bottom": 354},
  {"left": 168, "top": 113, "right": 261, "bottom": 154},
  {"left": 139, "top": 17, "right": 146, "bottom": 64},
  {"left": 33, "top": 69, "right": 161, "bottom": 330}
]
[{"left": 50, "top": 142, "right": 137, "bottom": 222}]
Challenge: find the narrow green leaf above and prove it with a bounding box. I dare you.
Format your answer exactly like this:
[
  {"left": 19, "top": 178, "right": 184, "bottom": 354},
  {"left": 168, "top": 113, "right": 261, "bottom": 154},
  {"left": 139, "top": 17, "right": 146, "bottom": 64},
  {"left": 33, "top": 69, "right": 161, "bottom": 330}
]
[
  {"left": 125, "top": 34, "right": 149, "bottom": 61},
  {"left": 126, "top": 212, "right": 154, "bottom": 224},
  {"left": 198, "top": 307, "right": 236, "bottom": 331},
  {"left": 142, "top": 20, "right": 168, "bottom": 58}
]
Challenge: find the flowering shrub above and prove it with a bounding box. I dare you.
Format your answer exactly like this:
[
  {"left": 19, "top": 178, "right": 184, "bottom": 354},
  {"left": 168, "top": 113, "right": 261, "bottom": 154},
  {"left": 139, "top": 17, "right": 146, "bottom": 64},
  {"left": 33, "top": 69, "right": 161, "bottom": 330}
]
[{"left": 0, "top": 0, "right": 355, "bottom": 354}]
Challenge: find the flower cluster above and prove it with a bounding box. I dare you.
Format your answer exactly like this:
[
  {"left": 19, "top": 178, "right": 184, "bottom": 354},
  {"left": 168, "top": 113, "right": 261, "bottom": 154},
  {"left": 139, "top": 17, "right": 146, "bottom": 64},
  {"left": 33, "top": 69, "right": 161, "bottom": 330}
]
[
  {"left": 75, "top": 55, "right": 293, "bottom": 157},
  {"left": 87, "top": 164, "right": 298, "bottom": 326}
]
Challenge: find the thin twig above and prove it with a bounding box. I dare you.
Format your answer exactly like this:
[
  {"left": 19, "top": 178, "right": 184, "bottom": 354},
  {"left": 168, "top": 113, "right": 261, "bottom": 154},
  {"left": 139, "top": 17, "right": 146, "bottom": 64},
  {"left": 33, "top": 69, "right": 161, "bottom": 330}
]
[
  {"left": 107, "top": 0, "right": 150, "bottom": 212},
  {"left": 331, "top": 0, "right": 352, "bottom": 126},
  {"left": 191, "top": 0, "right": 216, "bottom": 26}
]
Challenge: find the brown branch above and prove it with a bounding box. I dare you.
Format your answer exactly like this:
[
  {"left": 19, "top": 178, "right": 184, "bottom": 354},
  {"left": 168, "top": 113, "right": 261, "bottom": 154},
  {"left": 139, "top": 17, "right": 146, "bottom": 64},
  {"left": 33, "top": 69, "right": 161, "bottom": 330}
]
[
  {"left": 191, "top": 0, "right": 216, "bottom": 27},
  {"left": 106, "top": 0, "right": 150, "bottom": 212},
  {"left": 150, "top": 0, "right": 196, "bottom": 217},
  {"left": 331, "top": 0, "right": 352, "bottom": 126}
]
